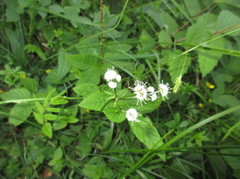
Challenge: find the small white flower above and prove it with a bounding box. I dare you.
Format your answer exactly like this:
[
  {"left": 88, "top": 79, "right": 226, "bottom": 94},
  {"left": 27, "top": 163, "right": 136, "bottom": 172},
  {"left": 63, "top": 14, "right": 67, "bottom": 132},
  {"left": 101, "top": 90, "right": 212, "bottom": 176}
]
[
  {"left": 108, "top": 81, "right": 117, "bottom": 88},
  {"left": 147, "top": 86, "right": 155, "bottom": 93},
  {"left": 131, "top": 81, "right": 148, "bottom": 105},
  {"left": 116, "top": 74, "right": 121, "bottom": 82},
  {"left": 126, "top": 108, "right": 139, "bottom": 122},
  {"left": 150, "top": 93, "right": 158, "bottom": 101},
  {"left": 159, "top": 83, "right": 170, "bottom": 98},
  {"left": 104, "top": 68, "right": 118, "bottom": 82}
]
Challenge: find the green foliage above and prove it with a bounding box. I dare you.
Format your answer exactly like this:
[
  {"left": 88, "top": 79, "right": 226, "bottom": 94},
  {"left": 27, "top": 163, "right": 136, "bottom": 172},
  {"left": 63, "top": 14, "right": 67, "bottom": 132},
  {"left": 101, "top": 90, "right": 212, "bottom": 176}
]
[{"left": 1, "top": 0, "right": 240, "bottom": 178}]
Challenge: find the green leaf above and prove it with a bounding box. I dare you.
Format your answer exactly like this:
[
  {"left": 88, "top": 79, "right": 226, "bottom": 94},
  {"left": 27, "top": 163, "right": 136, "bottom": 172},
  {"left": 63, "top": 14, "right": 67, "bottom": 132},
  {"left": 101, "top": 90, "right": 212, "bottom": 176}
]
[
  {"left": 53, "top": 147, "right": 63, "bottom": 160},
  {"left": 79, "top": 91, "right": 109, "bottom": 111},
  {"left": 103, "top": 108, "right": 126, "bottom": 123},
  {"left": 158, "top": 30, "right": 172, "bottom": 48},
  {"left": 168, "top": 51, "right": 191, "bottom": 82},
  {"left": 130, "top": 117, "right": 162, "bottom": 149},
  {"left": 1, "top": 88, "right": 31, "bottom": 100},
  {"left": 53, "top": 121, "right": 67, "bottom": 130},
  {"left": 21, "top": 77, "right": 38, "bottom": 93},
  {"left": 184, "top": 0, "right": 201, "bottom": 17},
  {"left": 136, "top": 99, "right": 162, "bottom": 114},
  {"left": 57, "top": 48, "right": 70, "bottom": 80},
  {"left": 73, "top": 83, "right": 99, "bottom": 97},
  {"left": 24, "top": 44, "right": 46, "bottom": 60},
  {"left": 50, "top": 96, "right": 68, "bottom": 105},
  {"left": 42, "top": 122, "right": 52, "bottom": 138},
  {"left": 9, "top": 103, "right": 33, "bottom": 126},
  {"left": 216, "top": 10, "right": 240, "bottom": 35},
  {"left": 198, "top": 37, "right": 225, "bottom": 77},
  {"left": 33, "top": 112, "right": 44, "bottom": 124},
  {"left": 44, "top": 113, "right": 58, "bottom": 121},
  {"left": 77, "top": 134, "right": 91, "bottom": 156},
  {"left": 186, "top": 23, "right": 211, "bottom": 44}
]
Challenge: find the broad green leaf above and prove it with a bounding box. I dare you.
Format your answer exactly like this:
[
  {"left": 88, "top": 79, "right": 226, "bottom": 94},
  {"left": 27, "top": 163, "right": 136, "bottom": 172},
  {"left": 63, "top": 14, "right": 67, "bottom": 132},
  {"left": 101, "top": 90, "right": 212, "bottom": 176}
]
[
  {"left": 130, "top": 117, "right": 162, "bottom": 149},
  {"left": 198, "top": 37, "right": 225, "bottom": 77},
  {"left": 57, "top": 48, "right": 70, "bottom": 80},
  {"left": 9, "top": 103, "right": 33, "bottom": 126},
  {"left": 103, "top": 108, "right": 126, "bottom": 123},
  {"left": 136, "top": 99, "right": 162, "bottom": 114},
  {"left": 168, "top": 51, "right": 191, "bottom": 82},
  {"left": 24, "top": 44, "right": 46, "bottom": 60},
  {"left": 216, "top": 10, "right": 240, "bottom": 35},
  {"left": 82, "top": 164, "right": 104, "bottom": 179},
  {"left": 53, "top": 121, "right": 67, "bottom": 130},
  {"left": 42, "top": 122, "right": 52, "bottom": 138},
  {"left": 67, "top": 54, "right": 97, "bottom": 70},
  {"left": 73, "top": 83, "right": 99, "bottom": 97},
  {"left": 79, "top": 91, "right": 110, "bottom": 111},
  {"left": 186, "top": 23, "right": 211, "bottom": 44},
  {"left": 158, "top": 30, "right": 172, "bottom": 48},
  {"left": 139, "top": 30, "right": 155, "bottom": 51},
  {"left": 21, "top": 77, "right": 38, "bottom": 93},
  {"left": 1, "top": 88, "right": 31, "bottom": 100},
  {"left": 184, "top": 0, "right": 201, "bottom": 17}
]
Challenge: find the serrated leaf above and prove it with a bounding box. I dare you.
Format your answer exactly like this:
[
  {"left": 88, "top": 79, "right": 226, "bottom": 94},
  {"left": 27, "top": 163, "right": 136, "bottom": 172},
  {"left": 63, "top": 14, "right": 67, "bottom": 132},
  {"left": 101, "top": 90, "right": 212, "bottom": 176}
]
[
  {"left": 198, "top": 37, "right": 225, "bottom": 77},
  {"left": 186, "top": 23, "right": 211, "bottom": 44},
  {"left": 79, "top": 91, "right": 109, "bottom": 111},
  {"left": 130, "top": 117, "right": 162, "bottom": 149},
  {"left": 216, "top": 10, "right": 240, "bottom": 35},
  {"left": 42, "top": 122, "right": 52, "bottom": 138},
  {"left": 1, "top": 88, "right": 31, "bottom": 100},
  {"left": 158, "top": 30, "right": 172, "bottom": 48},
  {"left": 103, "top": 108, "right": 126, "bottom": 123},
  {"left": 184, "top": 0, "right": 201, "bottom": 17},
  {"left": 9, "top": 103, "right": 33, "bottom": 126}
]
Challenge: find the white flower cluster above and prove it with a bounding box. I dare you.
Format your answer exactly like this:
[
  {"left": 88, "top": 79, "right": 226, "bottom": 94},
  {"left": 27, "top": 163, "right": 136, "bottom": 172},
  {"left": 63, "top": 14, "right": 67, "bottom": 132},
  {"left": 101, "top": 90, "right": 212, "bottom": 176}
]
[
  {"left": 103, "top": 67, "right": 171, "bottom": 123},
  {"left": 104, "top": 67, "right": 121, "bottom": 89},
  {"left": 130, "top": 80, "right": 170, "bottom": 105},
  {"left": 126, "top": 108, "right": 139, "bottom": 122}
]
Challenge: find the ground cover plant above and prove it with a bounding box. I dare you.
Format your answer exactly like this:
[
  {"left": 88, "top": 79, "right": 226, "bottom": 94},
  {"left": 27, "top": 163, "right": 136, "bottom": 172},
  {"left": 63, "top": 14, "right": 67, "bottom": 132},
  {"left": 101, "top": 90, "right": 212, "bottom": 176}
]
[{"left": 0, "top": 0, "right": 240, "bottom": 178}]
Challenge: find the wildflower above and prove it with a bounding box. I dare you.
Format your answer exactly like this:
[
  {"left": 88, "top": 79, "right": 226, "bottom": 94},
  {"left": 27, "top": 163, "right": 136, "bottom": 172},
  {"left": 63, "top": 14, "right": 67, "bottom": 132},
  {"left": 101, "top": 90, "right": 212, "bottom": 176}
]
[
  {"left": 45, "top": 69, "right": 52, "bottom": 73},
  {"left": 131, "top": 80, "right": 148, "bottom": 105},
  {"left": 147, "top": 86, "right": 158, "bottom": 101},
  {"left": 158, "top": 82, "right": 170, "bottom": 98},
  {"left": 104, "top": 68, "right": 118, "bottom": 82},
  {"left": 104, "top": 67, "right": 121, "bottom": 89},
  {"left": 108, "top": 81, "right": 117, "bottom": 89},
  {"left": 126, "top": 108, "right": 139, "bottom": 122},
  {"left": 206, "top": 81, "right": 215, "bottom": 89}
]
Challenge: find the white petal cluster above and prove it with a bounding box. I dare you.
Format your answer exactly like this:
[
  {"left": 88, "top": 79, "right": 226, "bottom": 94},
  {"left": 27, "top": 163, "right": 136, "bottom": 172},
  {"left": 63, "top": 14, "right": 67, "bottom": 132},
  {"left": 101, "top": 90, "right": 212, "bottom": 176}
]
[
  {"left": 104, "top": 67, "right": 121, "bottom": 89},
  {"left": 158, "top": 82, "right": 170, "bottom": 98},
  {"left": 147, "top": 86, "right": 158, "bottom": 101},
  {"left": 130, "top": 81, "right": 158, "bottom": 105},
  {"left": 126, "top": 108, "right": 139, "bottom": 122}
]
